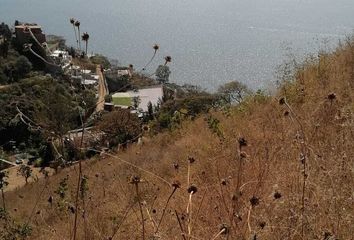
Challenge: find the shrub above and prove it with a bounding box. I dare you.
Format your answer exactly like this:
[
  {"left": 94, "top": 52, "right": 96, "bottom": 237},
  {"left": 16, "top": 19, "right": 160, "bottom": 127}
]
[{"left": 97, "top": 109, "right": 142, "bottom": 146}]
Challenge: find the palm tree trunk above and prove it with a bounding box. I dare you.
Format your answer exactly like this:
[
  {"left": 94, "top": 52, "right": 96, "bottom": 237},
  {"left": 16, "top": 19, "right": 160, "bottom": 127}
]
[
  {"left": 77, "top": 27, "right": 81, "bottom": 53},
  {"left": 72, "top": 26, "right": 79, "bottom": 51},
  {"left": 85, "top": 41, "right": 88, "bottom": 56}
]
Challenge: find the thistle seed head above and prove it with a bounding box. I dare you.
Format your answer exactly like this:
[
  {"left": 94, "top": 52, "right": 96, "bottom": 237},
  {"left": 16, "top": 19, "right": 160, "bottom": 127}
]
[
  {"left": 173, "top": 163, "right": 179, "bottom": 170},
  {"left": 153, "top": 44, "right": 159, "bottom": 51},
  {"left": 172, "top": 180, "right": 181, "bottom": 189},
  {"left": 258, "top": 221, "right": 266, "bottom": 229},
  {"left": 165, "top": 56, "right": 172, "bottom": 63},
  {"left": 187, "top": 185, "right": 198, "bottom": 194},
  {"left": 188, "top": 156, "right": 195, "bottom": 164},
  {"left": 240, "top": 151, "right": 248, "bottom": 158},
  {"left": 221, "top": 178, "right": 227, "bottom": 186},
  {"left": 129, "top": 175, "right": 141, "bottom": 184},
  {"left": 219, "top": 223, "right": 230, "bottom": 235},
  {"left": 273, "top": 191, "right": 282, "bottom": 199},
  {"left": 250, "top": 196, "right": 260, "bottom": 206},
  {"left": 327, "top": 92, "right": 336, "bottom": 100},
  {"left": 68, "top": 205, "right": 75, "bottom": 214},
  {"left": 238, "top": 137, "right": 247, "bottom": 147}
]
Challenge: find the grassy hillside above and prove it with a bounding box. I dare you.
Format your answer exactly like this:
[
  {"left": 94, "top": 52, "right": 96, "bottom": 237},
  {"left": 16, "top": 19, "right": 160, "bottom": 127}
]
[{"left": 2, "top": 38, "right": 354, "bottom": 240}]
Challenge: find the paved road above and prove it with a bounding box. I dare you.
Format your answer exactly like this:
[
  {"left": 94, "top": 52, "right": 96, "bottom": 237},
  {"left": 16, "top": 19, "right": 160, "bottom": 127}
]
[{"left": 96, "top": 65, "right": 108, "bottom": 112}]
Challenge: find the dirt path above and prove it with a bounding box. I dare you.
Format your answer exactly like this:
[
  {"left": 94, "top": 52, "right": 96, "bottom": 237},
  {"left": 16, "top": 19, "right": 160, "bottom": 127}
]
[
  {"left": 3, "top": 165, "right": 54, "bottom": 192},
  {"left": 96, "top": 65, "right": 108, "bottom": 112}
]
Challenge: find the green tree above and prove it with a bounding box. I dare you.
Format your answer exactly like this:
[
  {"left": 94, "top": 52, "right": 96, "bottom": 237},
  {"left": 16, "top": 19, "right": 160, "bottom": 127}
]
[
  {"left": 39, "top": 141, "right": 55, "bottom": 167},
  {"left": 155, "top": 65, "right": 171, "bottom": 84},
  {"left": 15, "top": 56, "right": 32, "bottom": 78},
  {"left": 90, "top": 54, "right": 111, "bottom": 69},
  {"left": 97, "top": 109, "right": 141, "bottom": 147},
  {"left": 54, "top": 176, "right": 69, "bottom": 210},
  {"left": 35, "top": 84, "right": 77, "bottom": 138},
  {"left": 0, "top": 171, "right": 8, "bottom": 210},
  {"left": 0, "top": 22, "right": 12, "bottom": 39},
  {"left": 0, "top": 39, "right": 9, "bottom": 58},
  {"left": 217, "top": 80, "right": 251, "bottom": 104},
  {"left": 146, "top": 101, "right": 154, "bottom": 121},
  {"left": 106, "top": 74, "right": 129, "bottom": 92},
  {"left": 17, "top": 165, "right": 32, "bottom": 184},
  {"left": 132, "top": 96, "right": 141, "bottom": 109},
  {"left": 81, "top": 32, "right": 89, "bottom": 56}
]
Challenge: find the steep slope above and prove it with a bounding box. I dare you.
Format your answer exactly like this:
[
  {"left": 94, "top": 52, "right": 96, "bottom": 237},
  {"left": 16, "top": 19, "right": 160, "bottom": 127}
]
[{"left": 2, "top": 39, "right": 354, "bottom": 240}]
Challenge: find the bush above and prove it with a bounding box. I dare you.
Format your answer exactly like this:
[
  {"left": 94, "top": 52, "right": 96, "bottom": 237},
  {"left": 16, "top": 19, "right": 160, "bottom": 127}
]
[
  {"left": 90, "top": 55, "right": 111, "bottom": 69},
  {"left": 15, "top": 56, "right": 32, "bottom": 78},
  {"left": 97, "top": 109, "right": 142, "bottom": 147},
  {"left": 155, "top": 65, "right": 171, "bottom": 83},
  {"left": 106, "top": 74, "right": 130, "bottom": 93}
]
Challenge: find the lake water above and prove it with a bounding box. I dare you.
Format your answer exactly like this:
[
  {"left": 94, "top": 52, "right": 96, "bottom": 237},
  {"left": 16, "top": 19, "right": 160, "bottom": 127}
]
[{"left": 1, "top": 0, "right": 354, "bottom": 90}]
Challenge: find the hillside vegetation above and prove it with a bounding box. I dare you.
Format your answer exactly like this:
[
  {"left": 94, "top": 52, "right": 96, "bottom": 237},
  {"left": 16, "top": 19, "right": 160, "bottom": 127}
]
[{"left": 2, "top": 38, "right": 354, "bottom": 240}]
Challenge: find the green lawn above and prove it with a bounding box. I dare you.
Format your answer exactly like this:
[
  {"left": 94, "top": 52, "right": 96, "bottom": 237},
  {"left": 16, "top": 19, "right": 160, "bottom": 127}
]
[{"left": 112, "top": 97, "right": 132, "bottom": 106}]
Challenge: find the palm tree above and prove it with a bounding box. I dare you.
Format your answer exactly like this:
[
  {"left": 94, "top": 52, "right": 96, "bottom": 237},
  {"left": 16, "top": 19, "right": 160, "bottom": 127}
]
[
  {"left": 74, "top": 20, "right": 81, "bottom": 52},
  {"left": 81, "top": 32, "right": 90, "bottom": 56},
  {"left": 164, "top": 55, "right": 172, "bottom": 65},
  {"left": 141, "top": 44, "right": 160, "bottom": 71},
  {"left": 70, "top": 18, "right": 79, "bottom": 50}
]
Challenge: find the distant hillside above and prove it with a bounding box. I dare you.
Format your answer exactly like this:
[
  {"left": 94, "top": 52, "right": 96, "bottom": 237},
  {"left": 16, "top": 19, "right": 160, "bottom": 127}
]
[{"left": 2, "top": 37, "right": 354, "bottom": 240}]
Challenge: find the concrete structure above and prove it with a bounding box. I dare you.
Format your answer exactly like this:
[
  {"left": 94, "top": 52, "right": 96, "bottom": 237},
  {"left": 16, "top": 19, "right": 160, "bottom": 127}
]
[
  {"left": 104, "top": 103, "right": 114, "bottom": 112},
  {"left": 50, "top": 50, "right": 71, "bottom": 67},
  {"left": 112, "top": 85, "right": 163, "bottom": 112},
  {"left": 15, "top": 23, "right": 46, "bottom": 46},
  {"left": 117, "top": 69, "right": 132, "bottom": 77},
  {"left": 50, "top": 50, "right": 69, "bottom": 59},
  {"left": 70, "top": 65, "right": 99, "bottom": 86},
  {"left": 81, "top": 79, "right": 97, "bottom": 85}
]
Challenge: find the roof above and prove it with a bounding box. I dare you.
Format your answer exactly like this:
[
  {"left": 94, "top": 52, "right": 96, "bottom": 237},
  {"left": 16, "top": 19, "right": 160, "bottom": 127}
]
[
  {"left": 118, "top": 69, "right": 130, "bottom": 76},
  {"left": 81, "top": 69, "right": 91, "bottom": 74},
  {"left": 50, "top": 50, "right": 69, "bottom": 58},
  {"left": 112, "top": 85, "right": 163, "bottom": 112},
  {"left": 15, "top": 24, "right": 42, "bottom": 29},
  {"left": 81, "top": 79, "right": 97, "bottom": 85}
]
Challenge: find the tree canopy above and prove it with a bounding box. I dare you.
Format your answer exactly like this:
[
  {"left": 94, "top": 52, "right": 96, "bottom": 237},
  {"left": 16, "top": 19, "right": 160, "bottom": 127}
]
[
  {"left": 155, "top": 65, "right": 171, "bottom": 84},
  {"left": 217, "top": 80, "right": 251, "bottom": 104},
  {"left": 97, "top": 109, "right": 141, "bottom": 147}
]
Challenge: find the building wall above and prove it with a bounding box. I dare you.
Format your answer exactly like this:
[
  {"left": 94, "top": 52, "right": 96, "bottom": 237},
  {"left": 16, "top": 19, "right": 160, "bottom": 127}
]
[{"left": 15, "top": 26, "right": 46, "bottom": 47}]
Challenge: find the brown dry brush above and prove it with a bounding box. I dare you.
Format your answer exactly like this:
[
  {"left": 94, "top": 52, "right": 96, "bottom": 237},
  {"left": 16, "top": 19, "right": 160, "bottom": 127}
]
[{"left": 3, "top": 37, "right": 354, "bottom": 239}]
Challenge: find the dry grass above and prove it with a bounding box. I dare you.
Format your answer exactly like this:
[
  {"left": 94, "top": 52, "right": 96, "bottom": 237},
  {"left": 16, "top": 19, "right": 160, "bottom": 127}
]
[{"left": 2, "top": 39, "right": 354, "bottom": 240}]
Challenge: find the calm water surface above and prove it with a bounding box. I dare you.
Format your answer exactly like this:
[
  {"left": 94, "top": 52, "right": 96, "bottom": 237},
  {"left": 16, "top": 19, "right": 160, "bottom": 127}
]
[{"left": 1, "top": 0, "right": 354, "bottom": 90}]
